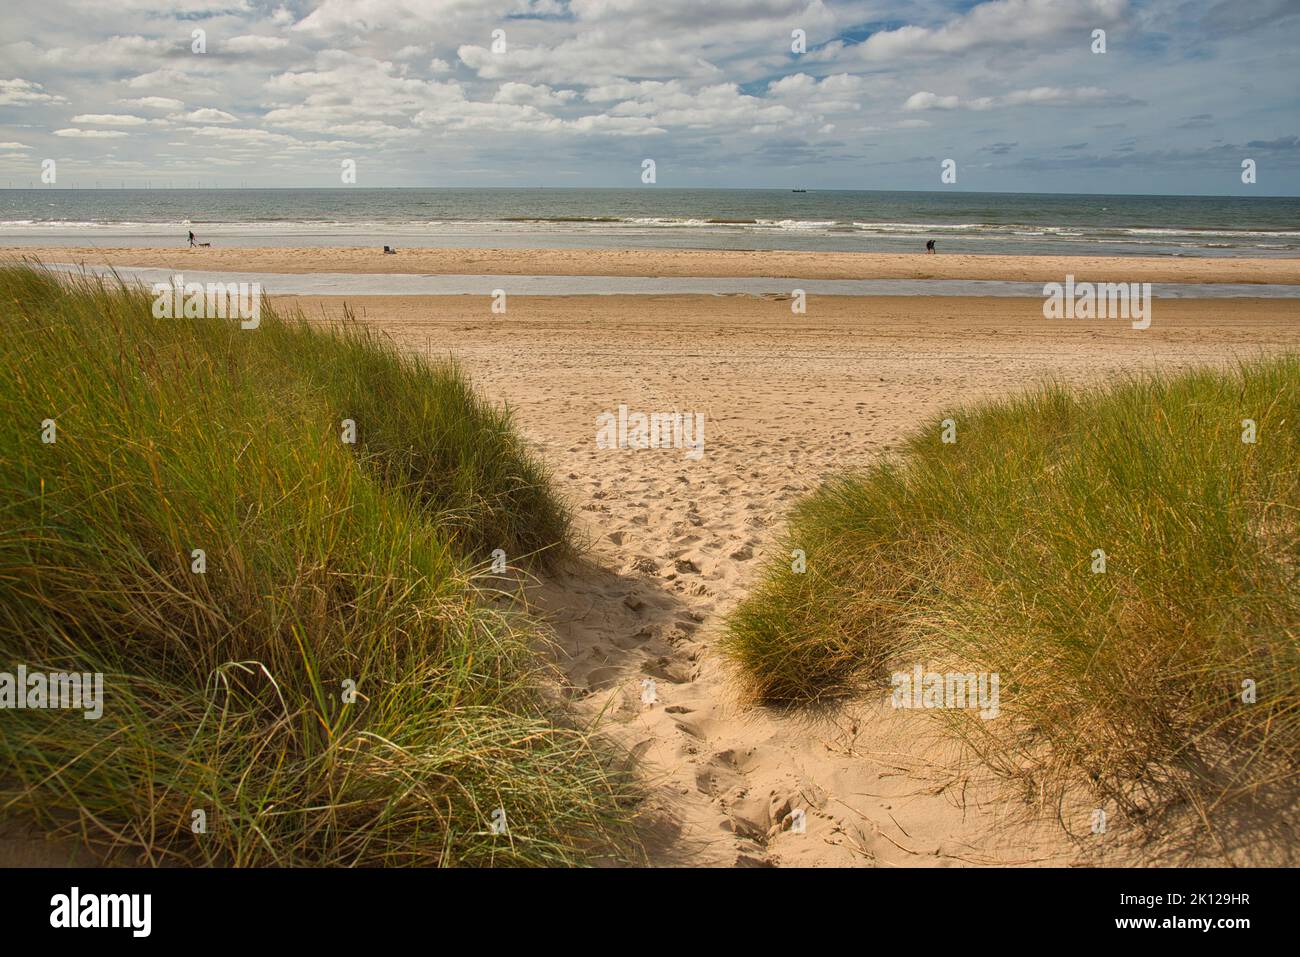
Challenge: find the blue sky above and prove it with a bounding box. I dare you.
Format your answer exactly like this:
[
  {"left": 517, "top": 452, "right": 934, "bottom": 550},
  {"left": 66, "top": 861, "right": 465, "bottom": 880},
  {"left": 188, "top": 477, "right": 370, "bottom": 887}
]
[{"left": 1, "top": 0, "right": 1297, "bottom": 194}]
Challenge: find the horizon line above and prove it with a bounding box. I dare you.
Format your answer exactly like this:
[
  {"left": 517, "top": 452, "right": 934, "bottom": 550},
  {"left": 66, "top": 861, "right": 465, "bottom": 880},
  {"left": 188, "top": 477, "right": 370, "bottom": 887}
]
[{"left": 1, "top": 185, "right": 1297, "bottom": 200}]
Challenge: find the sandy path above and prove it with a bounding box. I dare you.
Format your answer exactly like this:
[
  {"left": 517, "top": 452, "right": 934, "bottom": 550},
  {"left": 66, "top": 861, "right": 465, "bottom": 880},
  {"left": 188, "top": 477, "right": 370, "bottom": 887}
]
[
  {"left": 8, "top": 245, "right": 1300, "bottom": 284},
  {"left": 285, "top": 292, "right": 1300, "bottom": 867}
]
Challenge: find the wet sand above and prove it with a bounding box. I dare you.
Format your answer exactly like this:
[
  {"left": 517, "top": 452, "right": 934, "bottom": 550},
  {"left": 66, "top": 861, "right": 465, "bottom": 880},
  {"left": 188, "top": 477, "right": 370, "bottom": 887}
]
[{"left": 7, "top": 245, "right": 1300, "bottom": 284}]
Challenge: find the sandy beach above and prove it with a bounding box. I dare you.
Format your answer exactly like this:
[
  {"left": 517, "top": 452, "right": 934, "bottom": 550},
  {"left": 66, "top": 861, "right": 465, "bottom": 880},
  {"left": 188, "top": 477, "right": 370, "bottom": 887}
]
[
  {"left": 282, "top": 289, "right": 1298, "bottom": 867},
  {"left": 6, "top": 245, "right": 1300, "bottom": 285},
  {"left": 6, "top": 244, "right": 1298, "bottom": 868}
]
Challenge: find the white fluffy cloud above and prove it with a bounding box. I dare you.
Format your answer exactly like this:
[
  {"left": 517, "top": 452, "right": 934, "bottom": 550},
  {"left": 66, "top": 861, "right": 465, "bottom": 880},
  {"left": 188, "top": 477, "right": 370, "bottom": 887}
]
[
  {"left": 859, "top": 0, "right": 1129, "bottom": 61},
  {"left": 119, "top": 96, "right": 185, "bottom": 110},
  {"left": 53, "top": 128, "right": 129, "bottom": 137},
  {"left": 0, "top": 0, "right": 1294, "bottom": 190},
  {"left": 457, "top": 32, "right": 719, "bottom": 85},
  {"left": 179, "top": 108, "right": 238, "bottom": 123},
  {"left": 70, "top": 113, "right": 153, "bottom": 125},
  {"left": 0, "top": 77, "right": 67, "bottom": 105},
  {"left": 904, "top": 86, "right": 1141, "bottom": 111},
  {"left": 902, "top": 91, "right": 961, "bottom": 111},
  {"left": 225, "top": 35, "right": 291, "bottom": 53},
  {"left": 493, "top": 82, "right": 578, "bottom": 107}
]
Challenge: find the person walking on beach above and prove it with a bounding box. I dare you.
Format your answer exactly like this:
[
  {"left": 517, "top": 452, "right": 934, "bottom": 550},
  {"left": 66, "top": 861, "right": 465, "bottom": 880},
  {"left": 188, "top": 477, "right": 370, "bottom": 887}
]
[
  {"left": 925, "top": 239, "right": 936, "bottom": 254},
  {"left": 188, "top": 230, "right": 196, "bottom": 247}
]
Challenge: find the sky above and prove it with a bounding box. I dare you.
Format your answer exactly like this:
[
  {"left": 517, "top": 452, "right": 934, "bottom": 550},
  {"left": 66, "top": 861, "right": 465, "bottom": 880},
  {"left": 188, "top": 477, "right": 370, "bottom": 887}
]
[{"left": 1, "top": 0, "right": 1297, "bottom": 194}]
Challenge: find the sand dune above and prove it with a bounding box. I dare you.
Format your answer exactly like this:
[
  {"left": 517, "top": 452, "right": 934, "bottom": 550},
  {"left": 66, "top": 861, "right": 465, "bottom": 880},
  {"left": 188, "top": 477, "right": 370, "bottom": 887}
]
[
  {"left": 285, "top": 292, "right": 1300, "bottom": 867},
  {"left": 7, "top": 283, "right": 1294, "bottom": 867}
]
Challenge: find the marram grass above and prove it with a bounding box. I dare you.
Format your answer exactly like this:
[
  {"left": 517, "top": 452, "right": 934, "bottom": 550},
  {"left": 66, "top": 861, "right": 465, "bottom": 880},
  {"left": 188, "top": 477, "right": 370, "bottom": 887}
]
[
  {"left": 725, "top": 357, "right": 1299, "bottom": 829},
  {"left": 0, "top": 262, "right": 635, "bottom": 866}
]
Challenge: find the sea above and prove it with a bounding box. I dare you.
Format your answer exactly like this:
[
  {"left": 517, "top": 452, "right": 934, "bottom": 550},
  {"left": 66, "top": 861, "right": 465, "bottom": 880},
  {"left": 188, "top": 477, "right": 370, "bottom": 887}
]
[{"left": 1, "top": 188, "right": 1297, "bottom": 258}]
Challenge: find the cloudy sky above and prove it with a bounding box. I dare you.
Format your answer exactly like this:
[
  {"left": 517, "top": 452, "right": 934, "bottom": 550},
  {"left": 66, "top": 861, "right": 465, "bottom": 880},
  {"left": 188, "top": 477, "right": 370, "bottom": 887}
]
[{"left": 1, "top": 0, "right": 1297, "bottom": 194}]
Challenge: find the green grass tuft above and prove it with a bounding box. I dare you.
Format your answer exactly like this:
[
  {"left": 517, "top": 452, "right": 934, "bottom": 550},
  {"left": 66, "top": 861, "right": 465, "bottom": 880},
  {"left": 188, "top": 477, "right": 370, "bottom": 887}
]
[
  {"left": 725, "top": 356, "right": 1299, "bottom": 826},
  {"left": 0, "top": 262, "right": 635, "bottom": 866}
]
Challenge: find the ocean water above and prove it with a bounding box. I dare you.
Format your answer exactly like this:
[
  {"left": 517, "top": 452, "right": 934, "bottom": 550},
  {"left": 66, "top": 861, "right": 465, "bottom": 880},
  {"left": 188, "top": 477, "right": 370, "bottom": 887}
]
[{"left": 2, "top": 188, "right": 1298, "bottom": 258}]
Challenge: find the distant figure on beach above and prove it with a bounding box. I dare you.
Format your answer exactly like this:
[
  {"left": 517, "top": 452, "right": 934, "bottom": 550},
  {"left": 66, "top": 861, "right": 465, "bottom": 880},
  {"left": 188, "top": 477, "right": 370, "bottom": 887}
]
[
  {"left": 925, "top": 239, "right": 936, "bottom": 254},
  {"left": 383, "top": 245, "right": 397, "bottom": 255},
  {"left": 188, "top": 230, "right": 196, "bottom": 247}
]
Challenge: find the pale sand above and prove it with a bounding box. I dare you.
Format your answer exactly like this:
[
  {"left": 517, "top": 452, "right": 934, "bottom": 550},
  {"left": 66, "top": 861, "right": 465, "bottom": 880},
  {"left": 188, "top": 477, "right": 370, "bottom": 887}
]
[
  {"left": 0, "top": 821, "right": 100, "bottom": 867},
  {"left": 281, "top": 292, "right": 1300, "bottom": 867},
  {"left": 6, "top": 245, "right": 1300, "bottom": 284},
  {"left": 5, "top": 256, "right": 1296, "bottom": 867}
]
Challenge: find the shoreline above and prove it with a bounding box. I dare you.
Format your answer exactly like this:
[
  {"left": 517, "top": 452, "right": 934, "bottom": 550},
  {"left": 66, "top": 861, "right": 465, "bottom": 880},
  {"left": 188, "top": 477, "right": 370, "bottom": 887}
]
[
  {"left": 4, "top": 246, "right": 1299, "bottom": 285},
  {"left": 34, "top": 262, "right": 1300, "bottom": 299}
]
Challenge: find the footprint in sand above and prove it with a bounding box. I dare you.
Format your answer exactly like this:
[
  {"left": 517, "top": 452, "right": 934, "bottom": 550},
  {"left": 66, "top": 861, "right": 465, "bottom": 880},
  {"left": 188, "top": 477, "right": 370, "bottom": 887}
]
[
  {"left": 611, "top": 628, "right": 655, "bottom": 650},
  {"left": 584, "top": 666, "right": 623, "bottom": 692},
  {"left": 641, "top": 656, "right": 694, "bottom": 684}
]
